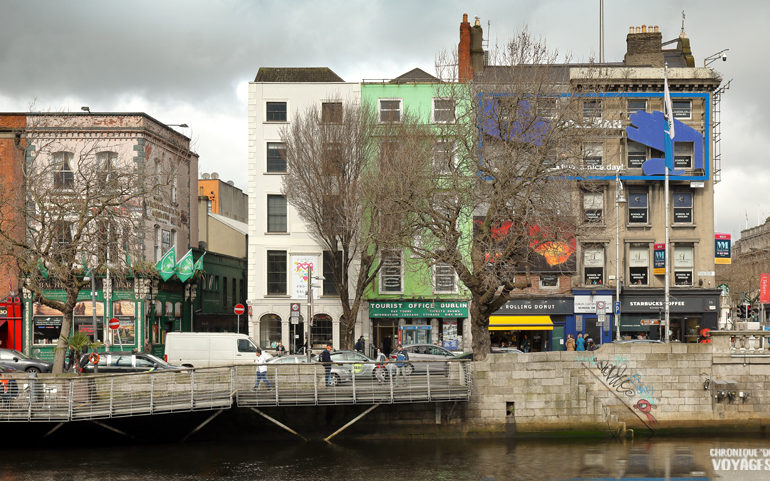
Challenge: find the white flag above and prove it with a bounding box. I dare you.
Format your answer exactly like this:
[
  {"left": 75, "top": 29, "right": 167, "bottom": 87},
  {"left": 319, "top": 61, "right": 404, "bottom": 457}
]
[{"left": 663, "top": 70, "right": 675, "bottom": 140}]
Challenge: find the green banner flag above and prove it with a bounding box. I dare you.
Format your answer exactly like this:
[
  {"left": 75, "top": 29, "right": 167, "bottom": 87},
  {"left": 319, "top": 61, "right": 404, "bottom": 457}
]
[
  {"left": 38, "top": 259, "right": 49, "bottom": 280},
  {"left": 194, "top": 252, "right": 206, "bottom": 272},
  {"left": 156, "top": 246, "right": 176, "bottom": 281},
  {"left": 176, "top": 249, "right": 194, "bottom": 282}
]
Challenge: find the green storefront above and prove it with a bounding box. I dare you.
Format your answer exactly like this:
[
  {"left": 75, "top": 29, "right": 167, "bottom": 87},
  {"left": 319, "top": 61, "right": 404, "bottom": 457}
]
[{"left": 368, "top": 300, "right": 469, "bottom": 352}]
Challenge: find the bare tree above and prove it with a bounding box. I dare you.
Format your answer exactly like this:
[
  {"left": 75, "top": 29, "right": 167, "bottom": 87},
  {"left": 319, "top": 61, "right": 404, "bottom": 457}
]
[
  {"left": 381, "top": 32, "right": 602, "bottom": 359},
  {"left": 281, "top": 103, "right": 418, "bottom": 349},
  {"left": 0, "top": 115, "right": 175, "bottom": 373}
]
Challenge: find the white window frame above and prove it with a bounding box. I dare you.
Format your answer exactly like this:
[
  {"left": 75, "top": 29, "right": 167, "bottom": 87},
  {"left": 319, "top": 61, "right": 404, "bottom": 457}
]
[
  {"left": 672, "top": 100, "right": 691, "bottom": 119},
  {"left": 583, "top": 142, "right": 603, "bottom": 168},
  {"left": 265, "top": 100, "right": 288, "bottom": 123},
  {"left": 378, "top": 98, "right": 402, "bottom": 123},
  {"left": 379, "top": 249, "right": 403, "bottom": 294},
  {"left": 539, "top": 274, "right": 559, "bottom": 289},
  {"left": 583, "top": 246, "right": 604, "bottom": 285},
  {"left": 674, "top": 245, "right": 694, "bottom": 286},
  {"left": 583, "top": 190, "right": 604, "bottom": 223},
  {"left": 266, "top": 194, "right": 288, "bottom": 233},
  {"left": 433, "top": 139, "right": 456, "bottom": 175},
  {"left": 433, "top": 262, "right": 457, "bottom": 294},
  {"left": 628, "top": 244, "right": 650, "bottom": 286},
  {"left": 673, "top": 191, "right": 694, "bottom": 224},
  {"left": 266, "top": 142, "right": 287, "bottom": 173},
  {"left": 432, "top": 98, "right": 456, "bottom": 123}
]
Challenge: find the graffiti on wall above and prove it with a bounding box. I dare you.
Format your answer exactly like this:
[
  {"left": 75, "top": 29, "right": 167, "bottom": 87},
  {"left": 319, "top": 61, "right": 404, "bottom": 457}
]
[{"left": 582, "top": 357, "right": 659, "bottom": 424}]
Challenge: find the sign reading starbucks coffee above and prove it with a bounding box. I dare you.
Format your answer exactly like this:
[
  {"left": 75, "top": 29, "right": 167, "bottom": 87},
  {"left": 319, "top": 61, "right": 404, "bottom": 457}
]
[{"left": 369, "top": 301, "right": 468, "bottom": 318}]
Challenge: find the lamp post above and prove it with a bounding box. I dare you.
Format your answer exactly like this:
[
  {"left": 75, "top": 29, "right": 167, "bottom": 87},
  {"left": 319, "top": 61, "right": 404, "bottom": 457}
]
[{"left": 615, "top": 172, "right": 626, "bottom": 341}]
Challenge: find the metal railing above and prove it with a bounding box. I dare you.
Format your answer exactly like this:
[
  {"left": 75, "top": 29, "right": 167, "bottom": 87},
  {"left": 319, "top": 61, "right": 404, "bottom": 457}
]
[{"left": 0, "top": 360, "right": 472, "bottom": 422}]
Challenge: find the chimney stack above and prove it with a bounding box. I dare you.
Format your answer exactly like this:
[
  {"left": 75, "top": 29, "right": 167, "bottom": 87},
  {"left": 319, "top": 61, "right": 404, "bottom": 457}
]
[
  {"left": 458, "top": 13, "right": 472, "bottom": 81},
  {"left": 624, "top": 24, "right": 664, "bottom": 67}
]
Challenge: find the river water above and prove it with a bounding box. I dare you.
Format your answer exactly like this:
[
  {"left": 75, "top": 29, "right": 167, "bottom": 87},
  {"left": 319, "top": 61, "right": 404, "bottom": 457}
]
[{"left": 2, "top": 435, "right": 770, "bottom": 480}]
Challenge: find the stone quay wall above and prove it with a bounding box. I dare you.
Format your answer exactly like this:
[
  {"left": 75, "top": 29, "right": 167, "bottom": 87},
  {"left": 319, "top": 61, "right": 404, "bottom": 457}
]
[{"left": 462, "top": 337, "right": 770, "bottom": 436}]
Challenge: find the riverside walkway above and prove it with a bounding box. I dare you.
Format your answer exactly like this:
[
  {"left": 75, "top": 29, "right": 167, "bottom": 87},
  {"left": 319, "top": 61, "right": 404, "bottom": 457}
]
[{"left": 0, "top": 360, "right": 472, "bottom": 423}]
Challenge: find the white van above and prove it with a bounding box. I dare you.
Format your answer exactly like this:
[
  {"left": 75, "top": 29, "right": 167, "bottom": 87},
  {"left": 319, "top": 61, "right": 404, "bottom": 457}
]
[{"left": 164, "top": 332, "right": 266, "bottom": 368}]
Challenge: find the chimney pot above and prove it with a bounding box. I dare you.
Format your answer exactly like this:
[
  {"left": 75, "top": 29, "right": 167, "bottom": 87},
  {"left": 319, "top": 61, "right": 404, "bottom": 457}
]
[
  {"left": 474, "top": 16, "right": 481, "bottom": 27},
  {"left": 463, "top": 13, "right": 468, "bottom": 22},
  {"left": 641, "top": 25, "right": 647, "bottom": 33},
  {"left": 629, "top": 26, "right": 634, "bottom": 33},
  {"left": 654, "top": 25, "right": 659, "bottom": 32},
  {"left": 636, "top": 26, "right": 641, "bottom": 33}
]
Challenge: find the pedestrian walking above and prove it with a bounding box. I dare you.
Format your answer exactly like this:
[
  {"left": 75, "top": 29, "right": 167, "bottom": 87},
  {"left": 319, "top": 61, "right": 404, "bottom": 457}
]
[
  {"left": 252, "top": 348, "right": 271, "bottom": 391},
  {"left": 320, "top": 344, "right": 333, "bottom": 386},
  {"left": 374, "top": 348, "right": 387, "bottom": 382},
  {"left": 354, "top": 335, "right": 365, "bottom": 353},
  {"left": 576, "top": 333, "right": 586, "bottom": 352},
  {"left": 395, "top": 344, "right": 409, "bottom": 386},
  {"left": 565, "top": 334, "right": 576, "bottom": 351}
]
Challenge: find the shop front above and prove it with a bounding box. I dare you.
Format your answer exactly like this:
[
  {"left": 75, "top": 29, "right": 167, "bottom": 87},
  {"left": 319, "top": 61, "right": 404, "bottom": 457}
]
[
  {"left": 0, "top": 297, "right": 22, "bottom": 351},
  {"left": 620, "top": 289, "right": 720, "bottom": 342},
  {"left": 570, "top": 290, "right": 615, "bottom": 345},
  {"left": 490, "top": 297, "right": 573, "bottom": 352},
  {"left": 368, "top": 301, "right": 469, "bottom": 354}
]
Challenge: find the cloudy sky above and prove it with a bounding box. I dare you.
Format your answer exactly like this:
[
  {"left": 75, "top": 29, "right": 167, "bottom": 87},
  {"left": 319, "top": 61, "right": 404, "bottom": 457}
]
[{"left": 1, "top": 0, "right": 766, "bottom": 240}]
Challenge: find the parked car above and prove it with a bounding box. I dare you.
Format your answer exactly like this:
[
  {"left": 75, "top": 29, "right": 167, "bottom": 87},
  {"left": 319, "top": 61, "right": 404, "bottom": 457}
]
[
  {"left": 491, "top": 347, "right": 524, "bottom": 354},
  {"left": 80, "top": 351, "right": 182, "bottom": 373},
  {"left": 389, "top": 344, "right": 456, "bottom": 376},
  {"left": 0, "top": 348, "right": 53, "bottom": 373},
  {"left": 327, "top": 350, "right": 380, "bottom": 386}
]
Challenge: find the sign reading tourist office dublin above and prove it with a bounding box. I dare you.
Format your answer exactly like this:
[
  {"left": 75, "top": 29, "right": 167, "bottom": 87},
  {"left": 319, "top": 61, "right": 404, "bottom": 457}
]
[{"left": 368, "top": 301, "right": 469, "bottom": 318}]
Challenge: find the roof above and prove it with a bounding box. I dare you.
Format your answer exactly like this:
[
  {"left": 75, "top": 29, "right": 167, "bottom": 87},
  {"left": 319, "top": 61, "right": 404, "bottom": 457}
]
[
  {"left": 390, "top": 67, "right": 441, "bottom": 84},
  {"left": 209, "top": 212, "right": 247, "bottom": 235},
  {"left": 254, "top": 67, "right": 344, "bottom": 83}
]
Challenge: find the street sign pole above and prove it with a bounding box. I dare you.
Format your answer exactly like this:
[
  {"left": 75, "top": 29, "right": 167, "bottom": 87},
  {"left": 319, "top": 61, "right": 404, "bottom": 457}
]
[{"left": 233, "top": 304, "right": 245, "bottom": 334}]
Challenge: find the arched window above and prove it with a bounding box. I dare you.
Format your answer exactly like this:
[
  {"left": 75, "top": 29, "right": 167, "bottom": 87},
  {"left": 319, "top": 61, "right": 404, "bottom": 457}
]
[
  {"left": 260, "top": 314, "right": 281, "bottom": 349},
  {"left": 311, "top": 313, "right": 332, "bottom": 348}
]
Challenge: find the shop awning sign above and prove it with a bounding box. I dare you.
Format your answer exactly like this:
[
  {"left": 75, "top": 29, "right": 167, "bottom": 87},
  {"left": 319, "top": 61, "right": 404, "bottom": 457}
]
[{"left": 369, "top": 301, "right": 468, "bottom": 318}]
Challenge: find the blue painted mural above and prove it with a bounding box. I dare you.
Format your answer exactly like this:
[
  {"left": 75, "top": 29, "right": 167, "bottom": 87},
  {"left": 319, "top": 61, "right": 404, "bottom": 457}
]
[{"left": 626, "top": 110, "right": 704, "bottom": 176}]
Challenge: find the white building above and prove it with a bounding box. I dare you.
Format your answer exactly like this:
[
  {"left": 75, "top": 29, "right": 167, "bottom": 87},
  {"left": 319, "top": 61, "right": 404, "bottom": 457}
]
[{"left": 247, "top": 67, "right": 360, "bottom": 352}]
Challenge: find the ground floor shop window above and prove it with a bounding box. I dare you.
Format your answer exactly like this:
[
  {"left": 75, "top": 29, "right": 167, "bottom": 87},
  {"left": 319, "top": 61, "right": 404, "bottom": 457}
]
[
  {"left": 259, "top": 313, "right": 281, "bottom": 349},
  {"left": 311, "top": 314, "right": 332, "bottom": 348},
  {"left": 112, "top": 300, "right": 136, "bottom": 345}
]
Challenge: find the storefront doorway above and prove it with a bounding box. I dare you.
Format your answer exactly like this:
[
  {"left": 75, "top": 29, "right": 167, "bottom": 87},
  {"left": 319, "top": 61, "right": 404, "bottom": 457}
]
[{"left": 373, "top": 319, "right": 397, "bottom": 355}]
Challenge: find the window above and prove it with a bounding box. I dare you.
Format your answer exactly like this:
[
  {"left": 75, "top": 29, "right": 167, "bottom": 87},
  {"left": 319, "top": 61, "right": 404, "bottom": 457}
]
[
  {"left": 537, "top": 97, "right": 557, "bottom": 119},
  {"left": 583, "top": 191, "right": 604, "bottom": 223},
  {"left": 311, "top": 314, "right": 332, "bottom": 347},
  {"left": 583, "top": 100, "right": 602, "bottom": 120},
  {"left": 237, "top": 339, "right": 258, "bottom": 353},
  {"left": 55, "top": 221, "right": 73, "bottom": 247},
  {"left": 222, "top": 277, "right": 228, "bottom": 308},
  {"left": 322, "top": 142, "right": 344, "bottom": 177},
  {"left": 380, "top": 249, "right": 403, "bottom": 293},
  {"left": 379, "top": 99, "right": 402, "bottom": 123},
  {"left": 674, "top": 142, "right": 693, "bottom": 168},
  {"left": 432, "top": 98, "right": 456, "bottom": 123},
  {"left": 267, "top": 142, "right": 287, "bottom": 172},
  {"left": 627, "top": 99, "right": 647, "bottom": 114},
  {"left": 266, "top": 102, "right": 287, "bottom": 122},
  {"left": 266, "top": 250, "right": 287, "bottom": 294},
  {"left": 322, "top": 251, "right": 341, "bottom": 296},
  {"left": 53, "top": 152, "right": 74, "bottom": 189},
  {"left": 627, "top": 141, "right": 647, "bottom": 169},
  {"left": 161, "top": 229, "right": 171, "bottom": 252},
  {"left": 154, "top": 226, "right": 161, "bottom": 262},
  {"left": 628, "top": 244, "right": 649, "bottom": 286},
  {"left": 259, "top": 314, "right": 281, "bottom": 349},
  {"left": 267, "top": 195, "right": 287, "bottom": 232},
  {"left": 674, "top": 245, "right": 694, "bottom": 286},
  {"left": 321, "top": 102, "right": 342, "bottom": 123},
  {"left": 672, "top": 100, "right": 691, "bottom": 119},
  {"left": 583, "top": 143, "right": 603, "bottom": 168},
  {"left": 539, "top": 274, "right": 558, "bottom": 288},
  {"left": 673, "top": 191, "right": 693, "bottom": 224},
  {"left": 433, "top": 140, "right": 456, "bottom": 175},
  {"left": 583, "top": 246, "right": 604, "bottom": 285},
  {"left": 434, "top": 263, "right": 457, "bottom": 293},
  {"left": 628, "top": 191, "right": 648, "bottom": 224},
  {"left": 96, "top": 151, "right": 117, "bottom": 184}
]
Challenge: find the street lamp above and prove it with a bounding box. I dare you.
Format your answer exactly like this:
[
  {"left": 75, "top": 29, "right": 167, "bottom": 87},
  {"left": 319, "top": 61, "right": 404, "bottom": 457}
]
[
  {"left": 615, "top": 172, "right": 626, "bottom": 341},
  {"left": 167, "top": 123, "right": 189, "bottom": 128},
  {"left": 306, "top": 265, "right": 325, "bottom": 362}
]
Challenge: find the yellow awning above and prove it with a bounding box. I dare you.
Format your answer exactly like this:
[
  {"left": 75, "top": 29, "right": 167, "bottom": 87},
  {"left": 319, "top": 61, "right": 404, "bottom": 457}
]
[{"left": 489, "top": 315, "right": 553, "bottom": 331}]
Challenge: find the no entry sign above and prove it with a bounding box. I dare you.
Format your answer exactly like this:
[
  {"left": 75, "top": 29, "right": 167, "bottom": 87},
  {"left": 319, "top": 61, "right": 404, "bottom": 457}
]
[
  {"left": 108, "top": 318, "right": 120, "bottom": 330},
  {"left": 234, "top": 304, "right": 245, "bottom": 315}
]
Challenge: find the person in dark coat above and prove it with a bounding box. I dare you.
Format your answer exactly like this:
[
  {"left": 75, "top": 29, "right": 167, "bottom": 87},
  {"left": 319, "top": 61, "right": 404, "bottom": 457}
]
[
  {"left": 65, "top": 348, "right": 76, "bottom": 373},
  {"left": 320, "top": 344, "right": 333, "bottom": 386},
  {"left": 354, "top": 336, "right": 365, "bottom": 353}
]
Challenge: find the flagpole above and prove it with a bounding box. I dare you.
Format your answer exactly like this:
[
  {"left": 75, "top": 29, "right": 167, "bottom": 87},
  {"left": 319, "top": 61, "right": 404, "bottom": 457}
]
[{"left": 664, "top": 62, "right": 672, "bottom": 343}]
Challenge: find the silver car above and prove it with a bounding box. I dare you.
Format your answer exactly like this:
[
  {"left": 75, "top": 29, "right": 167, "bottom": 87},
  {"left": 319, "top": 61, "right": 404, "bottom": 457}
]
[{"left": 389, "top": 344, "right": 455, "bottom": 376}]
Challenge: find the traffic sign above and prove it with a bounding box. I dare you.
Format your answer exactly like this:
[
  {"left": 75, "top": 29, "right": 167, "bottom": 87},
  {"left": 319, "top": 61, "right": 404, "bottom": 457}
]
[
  {"left": 108, "top": 318, "right": 120, "bottom": 330},
  {"left": 596, "top": 300, "right": 606, "bottom": 313},
  {"left": 234, "top": 303, "right": 245, "bottom": 315},
  {"left": 290, "top": 303, "right": 300, "bottom": 312},
  {"left": 614, "top": 301, "right": 621, "bottom": 315}
]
